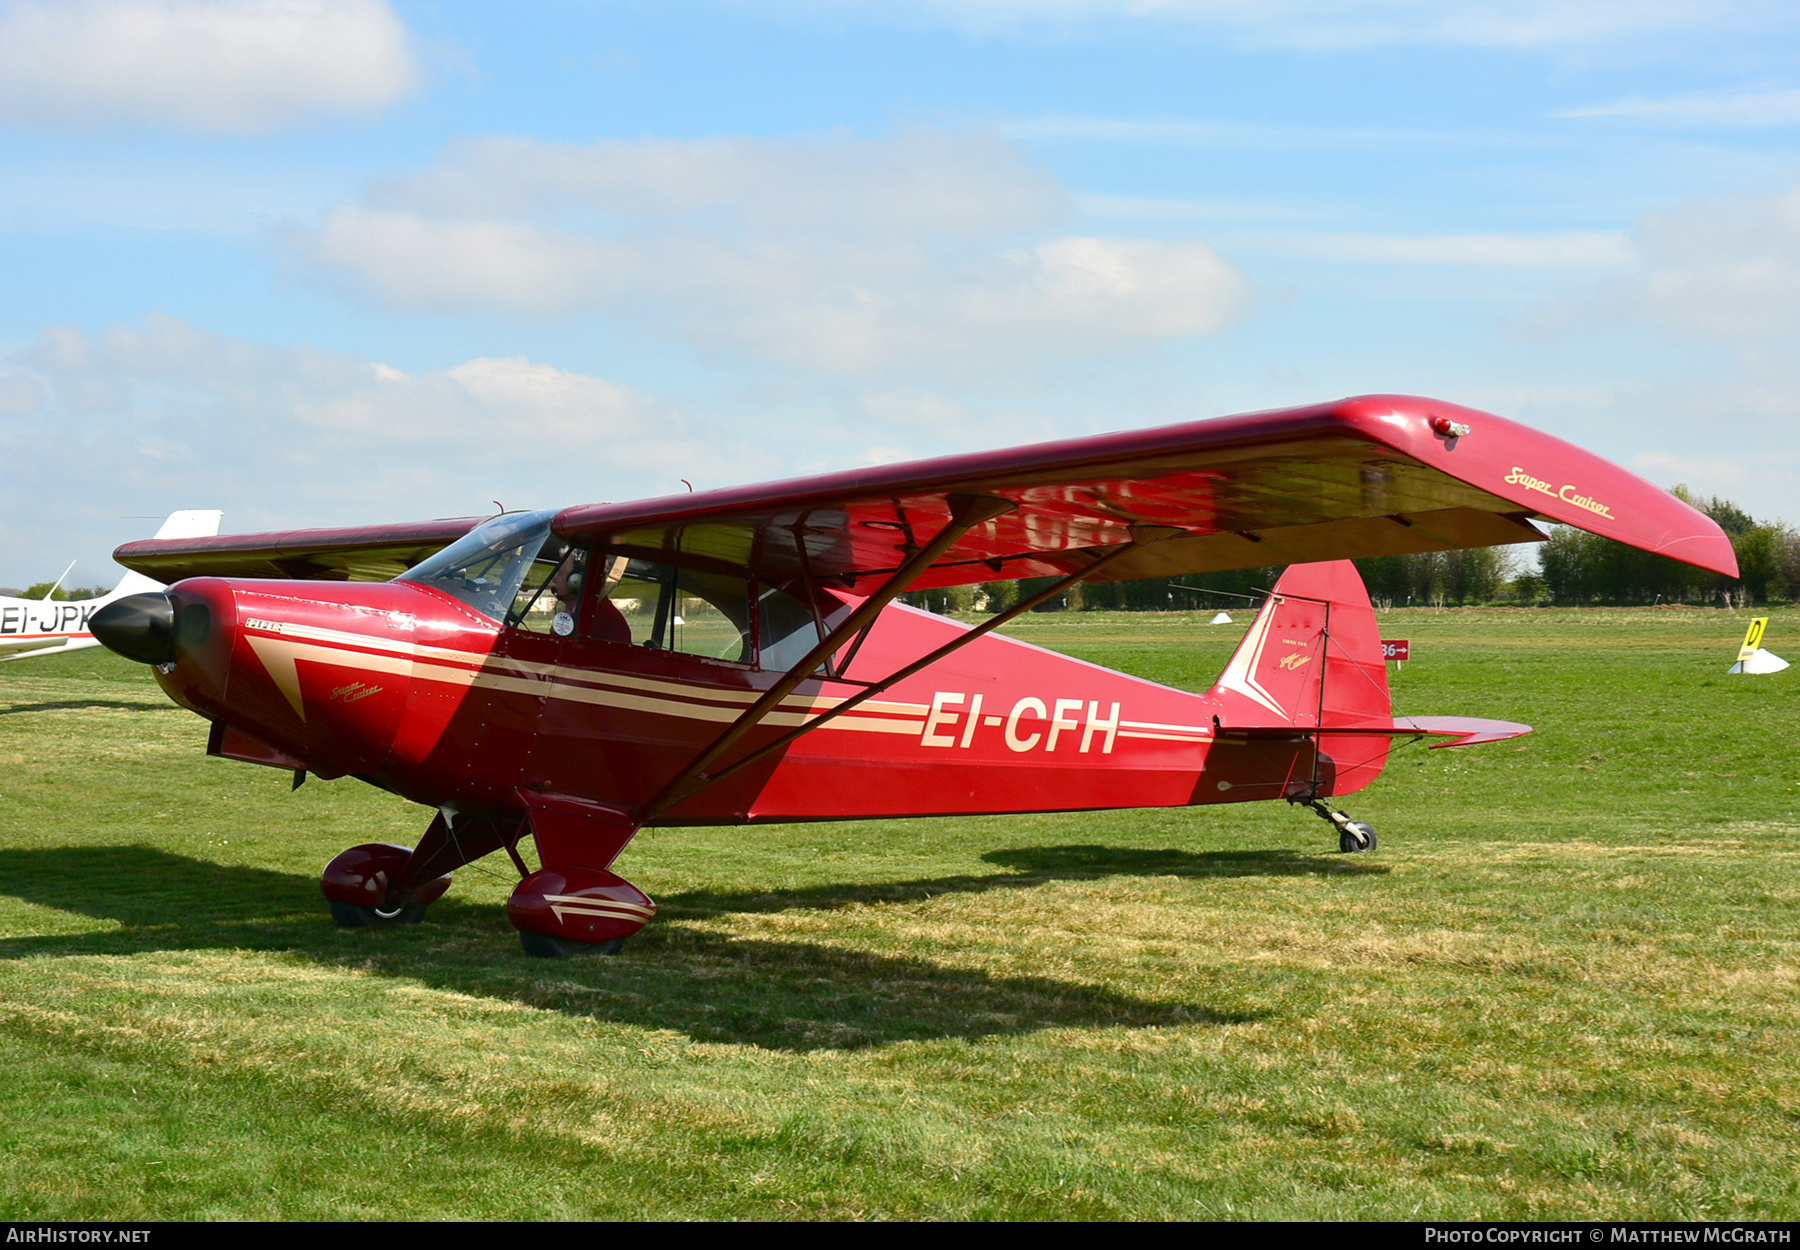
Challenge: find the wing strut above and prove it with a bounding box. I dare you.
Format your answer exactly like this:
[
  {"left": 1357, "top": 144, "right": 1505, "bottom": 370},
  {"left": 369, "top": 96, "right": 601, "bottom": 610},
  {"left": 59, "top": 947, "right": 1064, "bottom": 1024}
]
[
  {"left": 695, "top": 523, "right": 1183, "bottom": 793},
  {"left": 638, "top": 494, "right": 1016, "bottom": 821}
]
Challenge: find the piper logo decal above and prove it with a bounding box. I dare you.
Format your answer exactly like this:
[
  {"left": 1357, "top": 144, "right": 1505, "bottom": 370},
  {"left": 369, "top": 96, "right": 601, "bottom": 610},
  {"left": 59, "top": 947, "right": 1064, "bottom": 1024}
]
[
  {"left": 1504, "top": 467, "right": 1615, "bottom": 520},
  {"left": 1277, "top": 652, "right": 1311, "bottom": 672}
]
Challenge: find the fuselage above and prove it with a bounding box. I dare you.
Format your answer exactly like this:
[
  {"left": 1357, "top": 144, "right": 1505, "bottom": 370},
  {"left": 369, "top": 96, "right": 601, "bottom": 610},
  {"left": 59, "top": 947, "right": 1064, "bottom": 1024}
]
[
  {"left": 0, "top": 593, "right": 109, "bottom": 660},
  {"left": 148, "top": 574, "right": 1367, "bottom": 825}
]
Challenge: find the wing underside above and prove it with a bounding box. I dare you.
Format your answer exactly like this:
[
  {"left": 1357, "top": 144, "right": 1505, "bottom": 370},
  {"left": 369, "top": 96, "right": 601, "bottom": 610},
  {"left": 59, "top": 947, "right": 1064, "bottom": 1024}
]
[
  {"left": 114, "top": 517, "right": 485, "bottom": 584},
  {"left": 112, "top": 396, "right": 1738, "bottom": 589},
  {"left": 552, "top": 395, "right": 1737, "bottom": 590}
]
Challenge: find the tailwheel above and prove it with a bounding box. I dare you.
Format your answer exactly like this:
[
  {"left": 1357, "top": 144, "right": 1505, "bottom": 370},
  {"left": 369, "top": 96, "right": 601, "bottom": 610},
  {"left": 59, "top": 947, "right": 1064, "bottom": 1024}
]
[
  {"left": 1291, "top": 796, "right": 1378, "bottom": 853},
  {"left": 519, "top": 930, "right": 627, "bottom": 959}
]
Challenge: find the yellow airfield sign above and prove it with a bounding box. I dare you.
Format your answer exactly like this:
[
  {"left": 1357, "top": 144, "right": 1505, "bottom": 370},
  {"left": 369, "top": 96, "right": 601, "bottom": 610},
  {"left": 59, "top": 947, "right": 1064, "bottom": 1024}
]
[{"left": 1738, "top": 618, "right": 1768, "bottom": 661}]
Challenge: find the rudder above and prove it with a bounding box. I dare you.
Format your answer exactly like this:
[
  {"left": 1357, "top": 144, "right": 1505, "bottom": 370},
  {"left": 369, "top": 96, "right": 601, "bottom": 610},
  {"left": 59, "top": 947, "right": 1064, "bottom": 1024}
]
[{"left": 1210, "top": 560, "right": 1392, "bottom": 795}]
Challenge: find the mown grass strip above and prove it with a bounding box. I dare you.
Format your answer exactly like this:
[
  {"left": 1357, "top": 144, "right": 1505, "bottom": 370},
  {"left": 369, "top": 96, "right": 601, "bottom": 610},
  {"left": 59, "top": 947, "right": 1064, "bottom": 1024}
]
[{"left": 1, "top": 609, "right": 1796, "bottom": 1218}]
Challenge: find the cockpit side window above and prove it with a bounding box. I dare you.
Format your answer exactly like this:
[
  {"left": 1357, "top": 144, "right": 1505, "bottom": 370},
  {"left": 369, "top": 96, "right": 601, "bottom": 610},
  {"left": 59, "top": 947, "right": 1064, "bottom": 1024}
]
[
  {"left": 397, "top": 510, "right": 557, "bottom": 622},
  {"left": 591, "top": 556, "right": 752, "bottom": 663},
  {"left": 509, "top": 547, "right": 587, "bottom": 636}
]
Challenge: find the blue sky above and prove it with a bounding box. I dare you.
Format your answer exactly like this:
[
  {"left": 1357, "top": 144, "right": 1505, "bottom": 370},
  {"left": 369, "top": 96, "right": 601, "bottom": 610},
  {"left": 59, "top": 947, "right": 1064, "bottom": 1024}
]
[{"left": 3, "top": 0, "right": 1798, "bottom": 585}]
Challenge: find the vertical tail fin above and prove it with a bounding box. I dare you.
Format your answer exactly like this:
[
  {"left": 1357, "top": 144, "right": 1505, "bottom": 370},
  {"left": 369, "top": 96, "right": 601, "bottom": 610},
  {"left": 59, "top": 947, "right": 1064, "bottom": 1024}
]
[{"left": 1210, "top": 560, "right": 1393, "bottom": 795}]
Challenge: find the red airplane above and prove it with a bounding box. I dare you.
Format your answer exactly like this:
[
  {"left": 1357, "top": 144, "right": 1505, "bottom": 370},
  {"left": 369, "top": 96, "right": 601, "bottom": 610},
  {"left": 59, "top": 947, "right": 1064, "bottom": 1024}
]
[{"left": 90, "top": 395, "right": 1737, "bottom": 957}]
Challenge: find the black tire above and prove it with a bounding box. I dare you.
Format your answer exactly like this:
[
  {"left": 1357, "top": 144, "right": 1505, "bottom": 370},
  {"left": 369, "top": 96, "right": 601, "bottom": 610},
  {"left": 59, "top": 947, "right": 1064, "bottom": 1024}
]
[
  {"left": 1339, "top": 822, "right": 1377, "bottom": 854},
  {"left": 519, "top": 930, "right": 627, "bottom": 959},
  {"left": 329, "top": 900, "right": 429, "bottom": 928}
]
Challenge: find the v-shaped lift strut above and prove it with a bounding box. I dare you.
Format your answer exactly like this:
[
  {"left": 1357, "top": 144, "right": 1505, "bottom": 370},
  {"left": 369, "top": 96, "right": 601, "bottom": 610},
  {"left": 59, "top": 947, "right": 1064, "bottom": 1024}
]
[{"left": 637, "top": 499, "right": 1181, "bottom": 822}]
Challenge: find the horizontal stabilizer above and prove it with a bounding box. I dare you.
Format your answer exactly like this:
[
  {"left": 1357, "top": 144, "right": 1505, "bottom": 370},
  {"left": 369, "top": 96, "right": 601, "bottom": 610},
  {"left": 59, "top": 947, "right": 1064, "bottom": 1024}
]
[{"left": 1218, "top": 715, "right": 1532, "bottom": 749}]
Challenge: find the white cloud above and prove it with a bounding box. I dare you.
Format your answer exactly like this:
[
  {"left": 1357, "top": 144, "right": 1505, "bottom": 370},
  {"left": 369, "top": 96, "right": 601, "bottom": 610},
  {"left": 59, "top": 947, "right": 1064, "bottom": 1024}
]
[
  {"left": 0, "top": 0, "right": 418, "bottom": 132},
  {"left": 759, "top": 0, "right": 1768, "bottom": 49},
  {"left": 0, "top": 374, "right": 46, "bottom": 415},
  {"left": 293, "top": 131, "right": 1257, "bottom": 375},
  {"left": 1590, "top": 186, "right": 1800, "bottom": 340},
  {"left": 0, "top": 315, "right": 784, "bottom": 559},
  {"left": 1073, "top": 193, "right": 1315, "bottom": 221},
  {"left": 1558, "top": 87, "right": 1800, "bottom": 128},
  {"left": 304, "top": 210, "right": 615, "bottom": 319},
  {"left": 1631, "top": 450, "right": 1800, "bottom": 498},
  {"left": 20, "top": 314, "right": 668, "bottom": 448},
  {"left": 1263, "top": 231, "right": 1631, "bottom": 268},
  {"left": 368, "top": 131, "right": 1063, "bottom": 239},
  {"left": 957, "top": 236, "right": 1251, "bottom": 334}
]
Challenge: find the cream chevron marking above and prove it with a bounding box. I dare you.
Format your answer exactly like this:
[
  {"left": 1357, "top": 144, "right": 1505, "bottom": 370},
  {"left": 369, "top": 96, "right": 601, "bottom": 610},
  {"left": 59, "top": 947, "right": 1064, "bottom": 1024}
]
[
  {"left": 238, "top": 623, "right": 927, "bottom": 734},
  {"left": 1214, "top": 596, "right": 1288, "bottom": 720},
  {"left": 1120, "top": 718, "right": 1211, "bottom": 737},
  {"left": 238, "top": 616, "right": 926, "bottom": 719},
  {"left": 543, "top": 894, "right": 656, "bottom": 925},
  {"left": 275, "top": 616, "right": 926, "bottom": 714},
  {"left": 244, "top": 632, "right": 413, "bottom": 722}
]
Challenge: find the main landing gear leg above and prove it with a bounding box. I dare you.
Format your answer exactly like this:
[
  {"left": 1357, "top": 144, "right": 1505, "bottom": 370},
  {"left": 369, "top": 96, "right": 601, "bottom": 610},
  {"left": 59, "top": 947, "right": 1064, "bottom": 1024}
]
[
  {"left": 1292, "top": 796, "right": 1378, "bottom": 853},
  {"left": 509, "top": 803, "right": 654, "bottom": 959}
]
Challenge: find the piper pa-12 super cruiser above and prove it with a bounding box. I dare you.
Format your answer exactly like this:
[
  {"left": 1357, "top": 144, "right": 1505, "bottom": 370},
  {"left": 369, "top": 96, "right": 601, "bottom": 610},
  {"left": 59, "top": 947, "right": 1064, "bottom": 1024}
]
[{"left": 89, "top": 397, "right": 1736, "bottom": 957}]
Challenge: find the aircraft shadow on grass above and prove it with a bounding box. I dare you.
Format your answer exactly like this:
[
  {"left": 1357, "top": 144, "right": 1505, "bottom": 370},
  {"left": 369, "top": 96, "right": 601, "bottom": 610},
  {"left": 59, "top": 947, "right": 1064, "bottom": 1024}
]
[
  {"left": 0, "top": 843, "right": 1373, "bottom": 1050},
  {"left": 665, "top": 843, "right": 1385, "bottom": 921},
  {"left": 0, "top": 699, "right": 176, "bottom": 717}
]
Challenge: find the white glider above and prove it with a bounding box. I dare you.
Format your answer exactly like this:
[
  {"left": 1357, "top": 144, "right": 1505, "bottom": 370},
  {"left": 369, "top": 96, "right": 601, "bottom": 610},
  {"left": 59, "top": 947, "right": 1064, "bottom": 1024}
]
[{"left": 0, "top": 511, "right": 223, "bottom": 663}]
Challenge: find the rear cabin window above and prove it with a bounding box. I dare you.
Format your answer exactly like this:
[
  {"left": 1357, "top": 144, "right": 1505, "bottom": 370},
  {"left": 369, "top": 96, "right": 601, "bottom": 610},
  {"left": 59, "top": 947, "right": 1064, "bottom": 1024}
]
[{"left": 756, "top": 582, "right": 831, "bottom": 671}]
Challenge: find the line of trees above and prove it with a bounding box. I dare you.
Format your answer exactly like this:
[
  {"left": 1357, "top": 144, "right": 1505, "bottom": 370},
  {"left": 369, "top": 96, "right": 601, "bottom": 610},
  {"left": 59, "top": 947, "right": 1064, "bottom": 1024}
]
[
  {"left": 1530, "top": 489, "right": 1795, "bottom": 606},
  {"left": 17, "top": 581, "right": 113, "bottom": 601},
  {"left": 902, "top": 487, "right": 1798, "bottom": 613}
]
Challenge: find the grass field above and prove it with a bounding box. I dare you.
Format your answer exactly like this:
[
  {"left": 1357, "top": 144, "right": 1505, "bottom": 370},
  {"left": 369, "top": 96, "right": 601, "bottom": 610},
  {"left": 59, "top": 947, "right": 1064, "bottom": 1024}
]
[{"left": 1, "top": 605, "right": 1797, "bottom": 1220}]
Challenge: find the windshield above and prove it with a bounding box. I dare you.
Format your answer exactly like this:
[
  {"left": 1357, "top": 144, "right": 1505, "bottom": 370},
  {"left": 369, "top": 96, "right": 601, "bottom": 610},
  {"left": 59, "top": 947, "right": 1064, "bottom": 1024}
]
[{"left": 397, "top": 510, "right": 558, "bottom": 622}]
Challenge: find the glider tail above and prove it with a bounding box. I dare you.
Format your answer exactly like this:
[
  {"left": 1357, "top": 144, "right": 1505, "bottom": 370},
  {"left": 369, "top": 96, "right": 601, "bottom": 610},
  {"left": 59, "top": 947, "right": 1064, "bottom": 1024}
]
[
  {"left": 1210, "top": 560, "right": 1395, "bottom": 795},
  {"left": 106, "top": 510, "right": 224, "bottom": 599}
]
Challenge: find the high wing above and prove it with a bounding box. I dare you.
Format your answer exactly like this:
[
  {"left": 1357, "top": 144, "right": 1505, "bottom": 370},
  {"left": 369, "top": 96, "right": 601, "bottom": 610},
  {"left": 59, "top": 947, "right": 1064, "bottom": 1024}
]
[
  {"left": 551, "top": 394, "right": 1737, "bottom": 588},
  {"left": 114, "top": 517, "right": 486, "bottom": 584},
  {"left": 113, "top": 396, "right": 1739, "bottom": 589}
]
